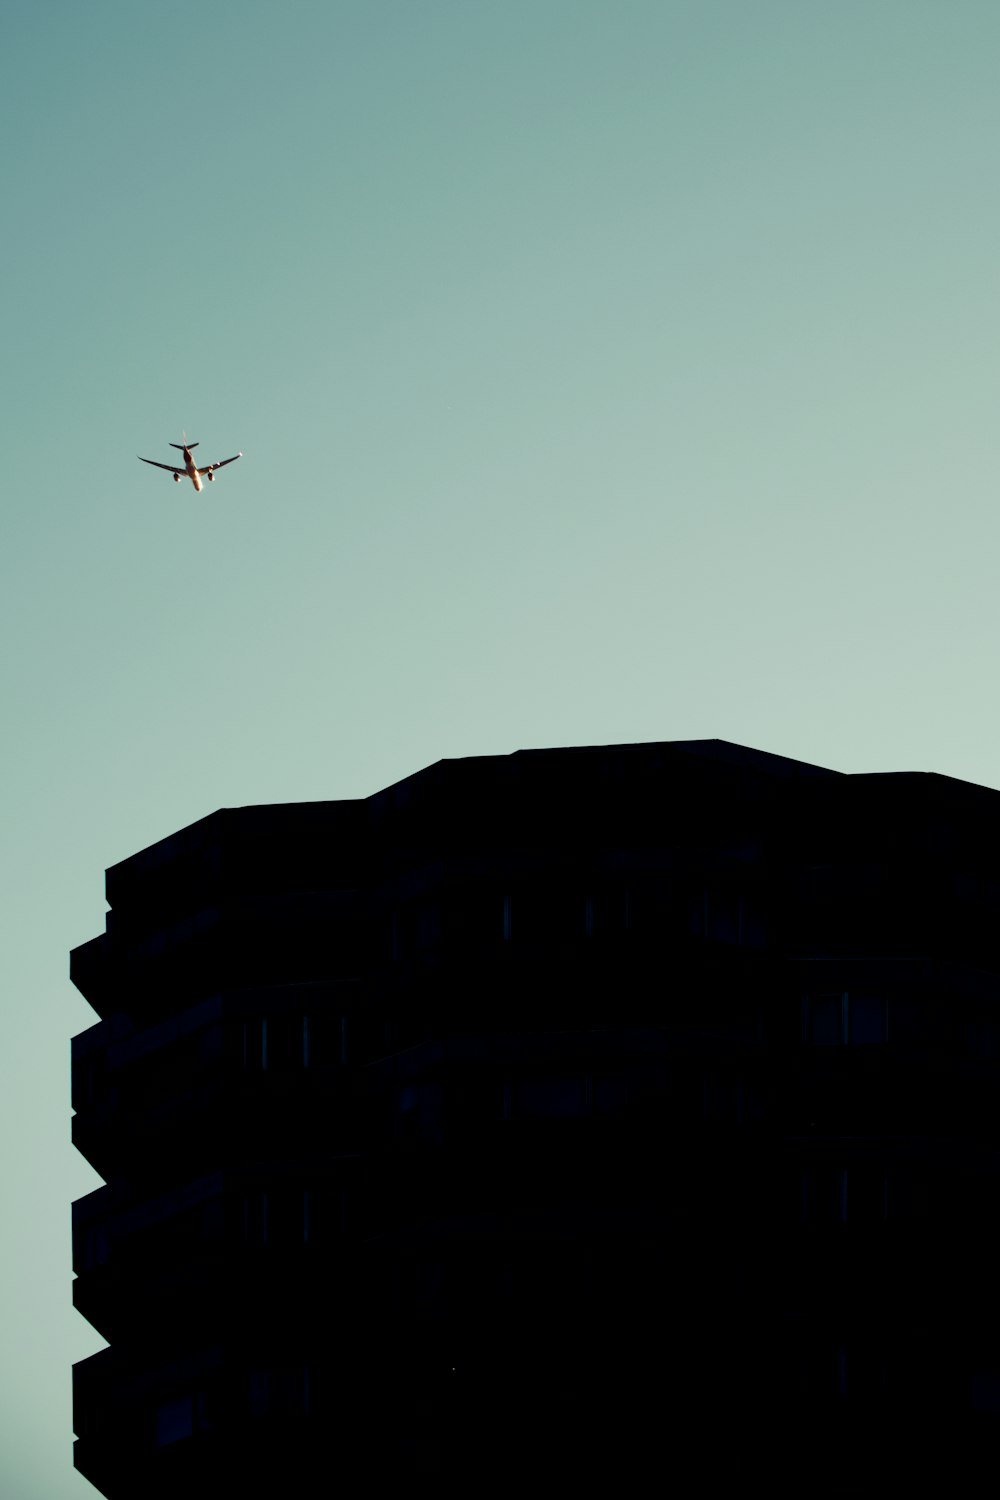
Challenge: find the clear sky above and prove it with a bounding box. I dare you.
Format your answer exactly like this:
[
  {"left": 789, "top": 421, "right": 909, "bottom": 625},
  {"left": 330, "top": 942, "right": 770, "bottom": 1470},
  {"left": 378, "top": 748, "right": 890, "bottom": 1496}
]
[{"left": 4, "top": 1, "right": 1000, "bottom": 1491}]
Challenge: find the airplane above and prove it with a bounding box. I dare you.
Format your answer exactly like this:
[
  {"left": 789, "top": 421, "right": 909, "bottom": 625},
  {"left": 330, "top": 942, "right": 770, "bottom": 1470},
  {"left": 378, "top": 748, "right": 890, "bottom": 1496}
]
[{"left": 138, "top": 439, "right": 242, "bottom": 492}]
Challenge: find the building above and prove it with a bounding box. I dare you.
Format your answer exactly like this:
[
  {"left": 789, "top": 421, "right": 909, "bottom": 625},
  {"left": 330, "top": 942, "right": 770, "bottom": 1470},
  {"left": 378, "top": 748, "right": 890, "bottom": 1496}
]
[{"left": 70, "top": 739, "right": 1000, "bottom": 1493}]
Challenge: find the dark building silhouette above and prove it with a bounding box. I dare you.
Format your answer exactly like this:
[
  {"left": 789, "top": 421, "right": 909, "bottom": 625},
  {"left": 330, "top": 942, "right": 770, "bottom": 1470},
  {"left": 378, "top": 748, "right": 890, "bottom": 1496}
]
[{"left": 70, "top": 739, "right": 1000, "bottom": 1493}]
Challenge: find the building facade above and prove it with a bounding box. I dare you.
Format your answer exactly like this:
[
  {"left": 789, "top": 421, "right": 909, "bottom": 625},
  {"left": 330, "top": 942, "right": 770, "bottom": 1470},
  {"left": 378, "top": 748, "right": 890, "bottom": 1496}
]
[{"left": 70, "top": 740, "right": 1000, "bottom": 1492}]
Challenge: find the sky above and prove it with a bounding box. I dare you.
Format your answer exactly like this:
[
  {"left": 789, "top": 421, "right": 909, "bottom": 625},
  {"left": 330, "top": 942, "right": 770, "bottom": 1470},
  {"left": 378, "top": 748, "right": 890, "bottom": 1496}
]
[{"left": 4, "top": 0, "right": 1000, "bottom": 1491}]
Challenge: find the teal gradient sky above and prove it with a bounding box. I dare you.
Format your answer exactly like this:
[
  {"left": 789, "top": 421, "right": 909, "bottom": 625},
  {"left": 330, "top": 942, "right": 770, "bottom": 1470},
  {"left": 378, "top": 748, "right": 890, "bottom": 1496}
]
[{"left": 5, "top": 2, "right": 1000, "bottom": 1492}]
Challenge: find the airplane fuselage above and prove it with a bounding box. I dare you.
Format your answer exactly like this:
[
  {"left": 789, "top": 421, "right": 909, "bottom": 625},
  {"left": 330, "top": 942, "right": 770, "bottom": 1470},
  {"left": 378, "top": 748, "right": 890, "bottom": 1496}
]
[{"left": 182, "top": 448, "right": 204, "bottom": 492}]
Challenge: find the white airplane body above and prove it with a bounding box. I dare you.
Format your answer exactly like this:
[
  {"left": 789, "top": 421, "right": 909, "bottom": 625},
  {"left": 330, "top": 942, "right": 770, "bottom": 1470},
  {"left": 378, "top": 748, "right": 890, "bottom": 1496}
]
[{"left": 138, "top": 440, "right": 242, "bottom": 492}]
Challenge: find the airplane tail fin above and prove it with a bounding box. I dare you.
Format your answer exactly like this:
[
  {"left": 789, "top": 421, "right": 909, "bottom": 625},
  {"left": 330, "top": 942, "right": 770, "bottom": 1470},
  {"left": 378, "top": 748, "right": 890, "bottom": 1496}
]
[{"left": 170, "top": 441, "right": 199, "bottom": 450}]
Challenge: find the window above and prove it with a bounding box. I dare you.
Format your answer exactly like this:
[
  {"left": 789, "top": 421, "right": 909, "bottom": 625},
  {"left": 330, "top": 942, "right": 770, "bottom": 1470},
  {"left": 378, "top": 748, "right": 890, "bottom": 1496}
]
[
  {"left": 243, "top": 1189, "right": 268, "bottom": 1246},
  {"left": 593, "top": 1075, "right": 630, "bottom": 1116},
  {"left": 416, "top": 900, "right": 441, "bottom": 949},
  {"left": 304, "top": 1010, "right": 346, "bottom": 1067},
  {"left": 264, "top": 1015, "right": 300, "bottom": 1070},
  {"left": 801, "top": 1166, "right": 848, "bottom": 1224},
  {"left": 971, "top": 1373, "right": 1000, "bottom": 1413},
  {"left": 703, "top": 1072, "right": 742, "bottom": 1127},
  {"left": 802, "top": 991, "right": 889, "bottom": 1046},
  {"left": 583, "top": 884, "right": 632, "bottom": 939},
  {"left": 846, "top": 1166, "right": 888, "bottom": 1225},
  {"left": 887, "top": 993, "right": 932, "bottom": 1045},
  {"left": 692, "top": 883, "right": 746, "bottom": 944},
  {"left": 796, "top": 1340, "right": 848, "bottom": 1402},
  {"left": 304, "top": 1185, "right": 347, "bottom": 1243},
  {"left": 155, "top": 1396, "right": 193, "bottom": 1446},
  {"left": 242, "top": 1017, "right": 267, "bottom": 1070},
  {"left": 509, "top": 1076, "right": 590, "bottom": 1119},
  {"left": 700, "top": 996, "right": 761, "bottom": 1044},
  {"left": 269, "top": 1365, "right": 309, "bottom": 1416},
  {"left": 201, "top": 1198, "right": 224, "bottom": 1244},
  {"left": 397, "top": 1082, "right": 445, "bottom": 1142},
  {"left": 884, "top": 1168, "right": 928, "bottom": 1224},
  {"left": 968, "top": 1018, "right": 1000, "bottom": 1058},
  {"left": 267, "top": 1187, "right": 302, "bottom": 1244},
  {"left": 708, "top": 888, "right": 741, "bottom": 945},
  {"left": 197, "top": 1024, "right": 224, "bottom": 1069},
  {"left": 248, "top": 1369, "right": 269, "bottom": 1418},
  {"left": 741, "top": 892, "right": 767, "bottom": 948},
  {"left": 506, "top": 885, "right": 583, "bottom": 945},
  {"left": 849, "top": 993, "right": 888, "bottom": 1045},
  {"left": 82, "top": 1224, "right": 110, "bottom": 1270},
  {"left": 803, "top": 993, "right": 846, "bottom": 1046},
  {"left": 441, "top": 1075, "right": 501, "bottom": 1130}
]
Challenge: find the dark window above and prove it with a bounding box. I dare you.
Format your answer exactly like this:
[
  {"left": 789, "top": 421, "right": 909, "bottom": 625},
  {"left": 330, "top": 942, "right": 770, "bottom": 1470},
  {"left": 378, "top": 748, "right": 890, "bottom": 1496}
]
[
  {"left": 282, "top": 1366, "right": 310, "bottom": 1415},
  {"left": 509, "top": 1076, "right": 589, "bottom": 1119},
  {"left": 511, "top": 885, "right": 582, "bottom": 946},
  {"left": 83, "top": 1224, "right": 110, "bottom": 1269},
  {"left": 445, "top": 1076, "right": 504, "bottom": 1131},
  {"left": 741, "top": 892, "right": 767, "bottom": 948},
  {"left": 267, "top": 1187, "right": 302, "bottom": 1244},
  {"left": 305, "top": 1010, "right": 344, "bottom": 1067},
  {"left": 626, "top": 879, "right": 679, "bottom": 940},
  {"left": 243, "top": 1189, "right": 268, "bottom": 1246},
  {"left": 846, "top": 1166, "right": 887, "bottom": 1225},
  {"left": 201, "top": 1198, "right": 224, "bottom": 1244},
  {"left": 393, "top": 1082, "right": 443, "bottom": 1143},
  {"left": 849, "top": 993, "right": 888, "bottom": 1045},
  {"left": 350, "top": 1012, "right": 384, "bottom": 1064},
  {"left": 968, "top": 1019, "right": 1000, "bottom": 1058},
  {"left": 593, "top": 1075, "right": 631, "bottom": 1116},
  {"left": 971, "top": 1373, "right": 1000, "bottom": 1413},
  {"left": 888, "top": 994, "right": 933, "bottom": 1045},
  {"left": 155, "top": 1396, "right": 193, "bottom": 1446},
  {"left": 700, "top": 996, "right": 760, "bottom": 1044},
  {"left": 707, "top": 887, "right": 741, "bottom": 945},
  {"left": 197, "top": 1024, "right": 224, "bottom": 1069},
  {"left": 805, "top": 993, "right": 888, "bottom": 1046},
  {"left": 265, "top": 1015, "right": 301, "bottom": 1070},
  {"left": 416, "top": 900, "right": 441, "bottom": 949},
  {"left": 305, "top": 1185, "right": 346, "bottom": 1243},
  {"left": 248, "top": 1370, "right": 269, "bottom": 1418},
  {"left": 802, "top": 1166, "right": 847, "bottom": 1225},
  {"left": 804, "top": 994, "right": 846, "bottom": 1046},
  {"left": 703, "top": 1072, "right": 741, "bottom": 1127},
  {"left": 392, "top": 900, "right": 441, "bottom": 958},
  {"left": 885, "top": 1168, "right": 928, "bottom": 1224},
  {"left": 796, "top": 1339, "right": 848, "bottom": 1402},
  {"left": 583, "top": 886, "right": 631, "bottom": 941},
  {"left": 243, "top": 1017, "right": 266, "bottom": 1070}
]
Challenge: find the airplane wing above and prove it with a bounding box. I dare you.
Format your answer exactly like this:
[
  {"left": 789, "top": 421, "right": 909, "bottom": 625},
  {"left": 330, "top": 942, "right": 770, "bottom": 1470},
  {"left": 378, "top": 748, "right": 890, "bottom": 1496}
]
[
  {"left": 138, "top": 456, "right": 185, "bottom": 475},
  {"left": 198, "top": 452, "right": 242, "bottom": 475}
]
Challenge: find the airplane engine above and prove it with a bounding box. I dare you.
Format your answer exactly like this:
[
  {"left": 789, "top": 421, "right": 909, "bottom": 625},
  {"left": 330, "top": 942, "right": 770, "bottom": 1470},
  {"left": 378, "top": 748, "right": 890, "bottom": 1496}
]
[
  {"left": 207, "top": 470, "right": 215, "bottom": 481},
  {"left": 173, "top": 472, "right": 182, "bottom": 483}
]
